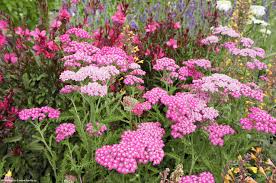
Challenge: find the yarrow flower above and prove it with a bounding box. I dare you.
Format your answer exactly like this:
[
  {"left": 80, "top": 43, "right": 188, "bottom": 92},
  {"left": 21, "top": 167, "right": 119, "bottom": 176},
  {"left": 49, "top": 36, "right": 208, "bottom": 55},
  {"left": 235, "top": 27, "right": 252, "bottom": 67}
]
[
  {"left": 240, "top": 107, "right": 276, "bottom": 134},
  {"left": 80, "top": 82, "right": 108, "bottom": 97},
  {"left": 216, "top": 0, "right": 232, "bottom": 12},
  {"left": 153, "top": 57, "right": 179, "bottom": 72},
  {"left": 96, "top": 122, "right": 165, "bottom": 174},
  {"left": 212, "top": 26, "right": 240, "bottom": 38},
  {"left": 204, "top": 123, "right": 235, "bottom": 146},
  {"left": 201, "top": 35, "right": 219, "bottom": 45},
  {"left": 86, "top": 122, "right": 107, "bottom": 137},
  {"left": 193, "top": 73, "right": 264, "bottom": 101},
  {"left": 179, "top": 171, "right": 215, "bottom": 183},
  {"left": 133, "top": 88, "right": 219, "bottom": 139},
  {"left": 56, "top": 123, "right": 76, "bottom": 142},
  {"left": 246, "top": 59, "right": 267, "bottom": 70},
  {"left": 19, "top": 106, "right": 60, "bottom": 121},
  {"left": 250, "top": 5, "right": 266, "bottom": 17}
]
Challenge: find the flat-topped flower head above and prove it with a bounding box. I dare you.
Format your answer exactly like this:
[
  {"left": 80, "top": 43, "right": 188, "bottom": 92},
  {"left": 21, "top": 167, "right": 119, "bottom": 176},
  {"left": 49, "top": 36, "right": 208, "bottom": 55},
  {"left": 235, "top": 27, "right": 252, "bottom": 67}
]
[
  {"left": 56, "top": 123, "right": 76, "bottom": 142},
  {"left": 96, "top": 122, "right": 165, "bottom": 174}
]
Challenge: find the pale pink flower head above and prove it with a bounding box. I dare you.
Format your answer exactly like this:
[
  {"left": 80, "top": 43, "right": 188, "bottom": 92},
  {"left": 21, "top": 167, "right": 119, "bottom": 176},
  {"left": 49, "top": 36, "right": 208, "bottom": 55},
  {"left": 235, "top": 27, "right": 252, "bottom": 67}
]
[
  {"left": 111, "top": 4, "right": 126, "bottom": 25},
  {"left": 0, "top": 20, "right": 8, "bottom": 30},
  {"left": 173, "top": 22, "right": 181, "bottom": 29},
  {"left": 4, "top": 53, "right": 18, "bottom": 64},
  {"left": 166, "top": 38, "right": 178, "bottom": 49},
  {"left": 201, "top": 35, "right": 219, "bottom": 45}
]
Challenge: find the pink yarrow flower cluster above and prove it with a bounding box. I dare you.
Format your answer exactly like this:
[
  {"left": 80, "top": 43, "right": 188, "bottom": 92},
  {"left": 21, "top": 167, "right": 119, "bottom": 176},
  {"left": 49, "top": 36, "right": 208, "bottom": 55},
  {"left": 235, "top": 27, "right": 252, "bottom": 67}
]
[
  {"left": 96, "top": 122, "right": 165, "bottom": 174},
  {"left": 19, "top": 106, "right": 60, "bottom": 121},
  {"left": 86, "top": 122, "right": 107, "bottom": 137},
  {"left": 201, "top": 35, "right": 219, "bottom": 45},
  {"left": 66, "top": 28, "right": 92, "bottom": 39},
  {"left": 179, "top": 171, "right": 215, "bottom": 183},
  {"left": 240, "top": 107, "right": 276, "bottom": 134},
  {"left": 80, "top": 82, "right": 108, "bottom": 97},
  {"left": 212, "top": 26, "right": 240, "bottom": 38},
  {"left": 246, "top": 59, "right": 267, "bottom": 70},
  {"left": 204, "top": 123, "right": 235, "bottom": 146},
  {"left": 193, "top": 73, "right": 264, "bottom": 101},
  {"left": 153, "top": 57, "right": 179, "bottom": 72},
  {"left": 133, "top": 88, "right": 219, "bottom": 138},
  {"left": 55, "top": 123, "right": 76, "bottom": 142}
]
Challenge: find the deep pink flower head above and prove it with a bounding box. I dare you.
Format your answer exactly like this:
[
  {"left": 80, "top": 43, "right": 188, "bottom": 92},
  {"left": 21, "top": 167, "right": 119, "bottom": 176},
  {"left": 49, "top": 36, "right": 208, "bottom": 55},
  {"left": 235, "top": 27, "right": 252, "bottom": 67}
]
[
  {"left": 166, "top": 38, "right": 178, "bottom": 49},
  {"left": 240, "top": 107, "right": 276, "bottom": 134},
  {"left": 30, "top": 28, "right": 46, "bottom": 39},
  {"left": 59, "top": 9, "right": 71, "bottom": 22},
  {"left": 153, "top": 57, "right": 179, "bottom": 72},
  {"left": 204, "top": 123, "right": 235, "bottom": 146},
  {"left": 4, "top": 53, "right": 18, "bottom": 64},
  {"left": 0, "top": 20, "right": 8, "bottom": 30},
  {"left": 111, "top": 4, "right": 126, "bottom": 25},
  {"left": 173, "top": 22, "right": 181, "bottom": 29},
  {"left": 18, "top": 106, "right": 60, "bottom": 121},
  {"left": 56, "top": 123, "right": 76, "bottom": 142},
  {"left": 96, "top": 122, "right": 165, "bottom": 174},
  {"left": 0, "top": 34, "right": 6, "bottom": 48},
  {"left": 179, "top": 171, "right": 215, "bottom": 183}
]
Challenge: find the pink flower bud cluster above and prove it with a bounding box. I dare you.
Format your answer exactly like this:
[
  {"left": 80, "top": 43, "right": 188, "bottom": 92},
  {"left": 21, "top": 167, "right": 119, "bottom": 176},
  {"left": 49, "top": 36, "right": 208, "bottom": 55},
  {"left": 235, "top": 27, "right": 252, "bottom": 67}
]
[
  {"left": 55, "top": 123, "right": 76, "bottom": 142},
  {"left": 153, "top": 57, "right": 179, "bottom": 72},
  {"left": 95, "top": 122, "right": 165, "bottom": 174},
  {"left": 193, "top": 74, "right": 264, "bottom": 101},
  {"left": 204, "top": 123, "right": 235, "bottom": 146},
  {"left": 201, "top": 35, "right": 219, "bottom": 45},
  {"left": 86, "top": 122, "right": 107, "bottom": 136},
  {"left": 212, "top": 26, "right": 240, "bottom": 38},
  {"left": 246, "top": 59, "right": 267, "bottom": 70},
  {"left": 19, "top": 106, "right": 60, "bottom": 121},
  {"left": 66, "top": 28, "right": 92, "bottom": 39},
  {"left": 80, "top": 82, "right": 108, "bottom": 96},
  {"left": 179, "top": 171, "right": 215, "bottom": 183},
  {"left": 240, "top": 107, "right": 276, "bottom": 134}
]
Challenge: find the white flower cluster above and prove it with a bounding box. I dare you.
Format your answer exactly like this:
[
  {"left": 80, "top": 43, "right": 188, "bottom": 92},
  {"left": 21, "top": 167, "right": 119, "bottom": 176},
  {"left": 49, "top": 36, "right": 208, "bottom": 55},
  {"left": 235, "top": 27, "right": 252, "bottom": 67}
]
[{"left": 216, "top": 0, "right": 232, "bottom": 12}]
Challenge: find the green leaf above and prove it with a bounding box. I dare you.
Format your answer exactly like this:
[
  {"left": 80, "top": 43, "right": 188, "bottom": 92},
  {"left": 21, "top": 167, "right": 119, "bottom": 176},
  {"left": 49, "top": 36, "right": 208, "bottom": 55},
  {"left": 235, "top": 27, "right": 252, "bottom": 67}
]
[
  {"left": 22, "top": 73, "right": 30, "bottom": 88},
  {"left": 3, "top": 135, "right": 22, "bottom": 143}
]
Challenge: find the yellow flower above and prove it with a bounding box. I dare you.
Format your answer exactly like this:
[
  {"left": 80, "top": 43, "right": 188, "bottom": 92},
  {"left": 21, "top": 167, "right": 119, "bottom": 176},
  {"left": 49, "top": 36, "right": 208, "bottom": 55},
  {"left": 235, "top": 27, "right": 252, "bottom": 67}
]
[
  {"left": 5, "top": 170, "right": 12, "bottom": 177},
  {"left": 134, "top": 56, "right": 139, "bottom": 61},
  {"left": 137, "top": 60, "right": 144, "bottom": 64}
]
